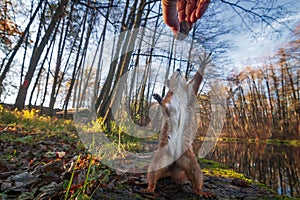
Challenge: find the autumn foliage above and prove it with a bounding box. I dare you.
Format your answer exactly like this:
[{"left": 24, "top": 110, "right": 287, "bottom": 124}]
[{"left": 221, "top": 49, "right": 299, "bottom": 139}]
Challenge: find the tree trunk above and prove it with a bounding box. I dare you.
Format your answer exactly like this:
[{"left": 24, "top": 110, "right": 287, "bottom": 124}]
[
  {"left": 0, "top": 0, "right": 44, "bottom": 95},
  {"left": 100, "top": 0, "right": 146, "bottom": 121},
  {"left": 161, "top": 38, "right": 175, "bottom": 97},
  {"left": 95, "top": 0, "right": 135, "bottom": 114},
  {"left": 49, "top": 2, "right": 73, "bottom": 114},
  {"left": 40, "top": 39, "right": 56, "bottom": 115},
  {"left": 14, "top": 0, "right": 69, "bottom": 110},
  {"left": 264, "top": 67, "right": 275, "bottom": 133},
  {"left": 63, "top": 7, "right": 93, "bottom": 117},
  {"left": 28, "top": 31, "right": 56, "bottom": 108},
  {"left": 91, "top": 2, "right": 111, "bottom": 109}
]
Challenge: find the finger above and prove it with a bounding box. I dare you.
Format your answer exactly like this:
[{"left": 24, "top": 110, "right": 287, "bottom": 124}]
[
  {"left": 195, "top": 0, "right": 210, "bottom": 19},
  {"left": 177, "top": 0, "right": 186, "bottom": 22},
  {"left": 190, "top": 10, "right": 197, "bottom": 22},
  {"left": 185, "top": 0, "right": 196, "bottom": 23},
  {"left": 162, "top": 0, "right": 180, "bottom": 32}
]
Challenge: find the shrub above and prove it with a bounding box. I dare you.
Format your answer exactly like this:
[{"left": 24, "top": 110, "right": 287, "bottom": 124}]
[{"left": 0, "top": 104, "right": 18, "bottom": 125}]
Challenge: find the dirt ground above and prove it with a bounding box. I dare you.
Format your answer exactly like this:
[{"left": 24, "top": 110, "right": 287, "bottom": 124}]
[{"left": 0, "top": 129, "right": 283, "bottom": 200}]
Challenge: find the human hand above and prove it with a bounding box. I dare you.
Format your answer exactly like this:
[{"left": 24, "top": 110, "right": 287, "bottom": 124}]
[{"left": 161, "top": 0, "right": 210, "bottom": 40}]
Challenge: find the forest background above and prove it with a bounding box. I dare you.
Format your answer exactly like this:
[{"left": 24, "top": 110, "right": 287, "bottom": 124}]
[{"left": 0, "top": 0, "right": 299, "bottom": 140}]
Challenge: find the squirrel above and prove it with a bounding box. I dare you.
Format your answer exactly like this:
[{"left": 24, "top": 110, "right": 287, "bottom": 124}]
[{"left": 144, "top": 52, "right": 213, "bottom": 197}]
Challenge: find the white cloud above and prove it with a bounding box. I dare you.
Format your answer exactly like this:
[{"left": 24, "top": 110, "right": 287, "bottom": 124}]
[{"left": 225, "top": 11, "right": 300, "bottom": 71}]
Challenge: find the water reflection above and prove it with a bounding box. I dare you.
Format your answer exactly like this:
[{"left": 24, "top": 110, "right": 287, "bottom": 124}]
[{"left": 206, "top": 141, "right": 300, "bottom": 197}]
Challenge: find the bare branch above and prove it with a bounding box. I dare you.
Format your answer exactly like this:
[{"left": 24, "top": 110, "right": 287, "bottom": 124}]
[{"left": 220, "top": 0, "right": 293, "bottom": 33}]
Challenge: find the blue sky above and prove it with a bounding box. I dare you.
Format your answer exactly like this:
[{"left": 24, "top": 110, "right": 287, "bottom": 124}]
[{"left": 220, "top": 1, "right": 300, "bottom": 71}]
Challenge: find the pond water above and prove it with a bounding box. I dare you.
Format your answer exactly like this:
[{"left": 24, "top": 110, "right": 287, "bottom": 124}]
[{"left": 206, "top": 141, "right": 300, "bottom": 197}]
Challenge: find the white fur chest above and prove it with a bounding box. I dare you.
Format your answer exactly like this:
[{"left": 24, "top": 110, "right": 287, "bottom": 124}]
[{"left": 165, "top": 93, "right": 189, "bottom": 159}]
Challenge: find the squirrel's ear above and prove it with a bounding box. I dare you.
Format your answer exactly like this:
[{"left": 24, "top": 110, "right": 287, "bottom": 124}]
[{"left": 165, "top": 79, "right": 170, "bottom": 88}]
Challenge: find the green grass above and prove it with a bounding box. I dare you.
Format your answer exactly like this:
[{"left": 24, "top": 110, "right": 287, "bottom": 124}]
[
  {"left": 0, "top": 104, "right": 75, "bottom": 133},
  {"left": 77, "top": 117, "right": 144, "bottom": 153},
  {"left": 0, "top": 104, "right": 144, "bottom": 156},
  {"left": 198, "top": 137, "right": 300, "bottom": 147}
]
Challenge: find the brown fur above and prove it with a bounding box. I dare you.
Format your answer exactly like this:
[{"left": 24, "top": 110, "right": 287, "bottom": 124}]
[
  {"left": 145, "top": 53, "right": 212, "bottom": 197},
  {"left": 146, "top": 147, "right": 205, "bottom": 195}
]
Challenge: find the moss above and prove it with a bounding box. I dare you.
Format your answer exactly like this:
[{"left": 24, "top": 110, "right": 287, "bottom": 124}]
[
  {"left": 198, "top": 137, "right": 300, "bottom": 147},
  {"left": 199, "top": 159, "right": 299, "bottom": 199},
  {"left": 266, "top": 139, "right": 300, "bottom": 146},
  {"left": 200, "top": 158, "right": 274, "bottom": 192},
  {"left": 200, "top": 158, "right": 251, "bottom": 181},
  {"left": 199, "top": 158, "right": 229, "bottom": 169}
]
